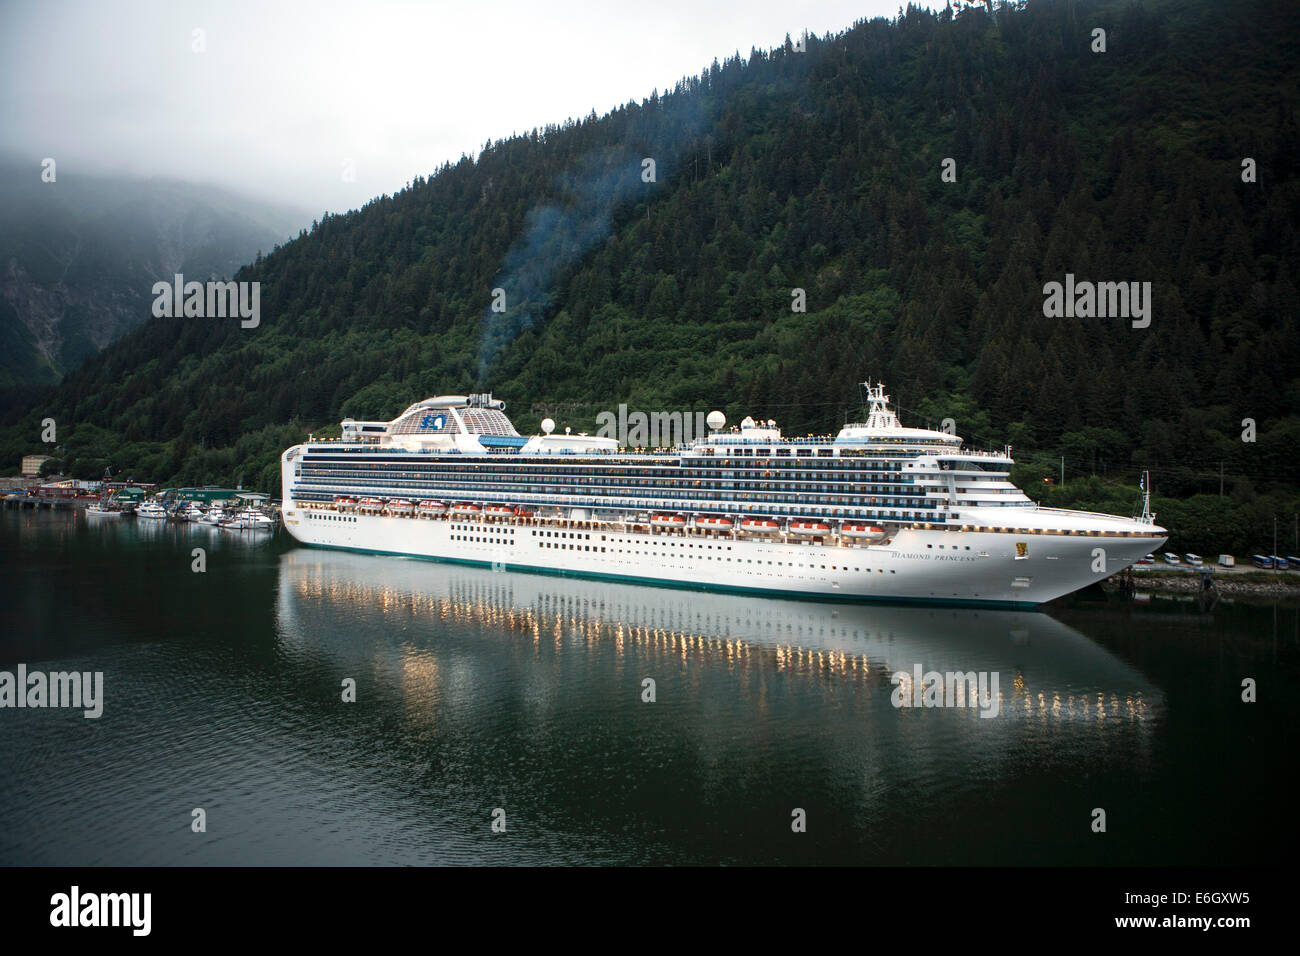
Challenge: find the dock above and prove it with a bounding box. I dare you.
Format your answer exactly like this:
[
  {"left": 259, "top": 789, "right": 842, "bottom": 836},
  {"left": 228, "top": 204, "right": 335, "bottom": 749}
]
[{"left": 2, "top": 495, "right": 86, "bottom": 511}]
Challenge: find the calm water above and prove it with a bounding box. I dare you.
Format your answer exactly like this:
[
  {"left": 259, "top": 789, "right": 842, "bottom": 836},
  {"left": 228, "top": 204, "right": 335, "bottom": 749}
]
[{"left": 1, "top": 508, "right": 1295, "bottom": 865}]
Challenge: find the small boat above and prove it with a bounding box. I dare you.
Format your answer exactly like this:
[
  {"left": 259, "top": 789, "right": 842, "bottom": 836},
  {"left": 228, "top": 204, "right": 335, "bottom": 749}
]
[
  {"left": 417, "top": 500, "right": 447, "bottom": 517},
  {"left": 220, "top": 508, "right": 275, "bottom": 531},
  {"left": 85, "top": 503, "right": 122, "bottom": 518},
  {"left": 182, "top": 503, "right": 206, "bottom": 522},
  {"left": 789, "top": 521, "right": 832, "bottom": 537},
  {"left": 738, "top": 518, "right": 781, "bottom": 534},
  {"left": 450, "top": 503, "right": 481, "bottom": 516},
  {"left": 357, "top": 498, "right": 385, "bottom": 515},
  {"left": 136, "top": 501, "right": 168, "bottom": 519},
  {"left": 386, "top": 499, "right": 415, "bottom": 516},
  {"left": 697, "top": 516, "right": 734, "bottom": 530},
  {"left": 650, "top": 513, "right": 686, "bottom": 528},
  {"left": 485, "top": 505, "right": 515, "bottom": 518},
  {"left": 334, "top": 497, "right": 358, "bottom": 512},
  {"left": 841, "top": 523, "right": 886, "bottom": 540},
  {"left": 202, "top": 506, "right": 227, "bottom": 525}
]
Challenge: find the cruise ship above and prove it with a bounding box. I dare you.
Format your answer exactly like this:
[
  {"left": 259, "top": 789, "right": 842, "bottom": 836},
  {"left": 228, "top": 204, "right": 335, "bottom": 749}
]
[{"left": 279, "top": 384, "right": 1167, "bottom": 607}]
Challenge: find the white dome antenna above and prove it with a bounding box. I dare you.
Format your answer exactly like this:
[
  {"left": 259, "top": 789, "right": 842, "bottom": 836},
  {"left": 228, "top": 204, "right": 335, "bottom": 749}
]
[
  {"left": 541, "top": 418, "right": 555, "bottom": 435},
  {"left": 706, "top": 410, "right": 726, "bottom": 432}
]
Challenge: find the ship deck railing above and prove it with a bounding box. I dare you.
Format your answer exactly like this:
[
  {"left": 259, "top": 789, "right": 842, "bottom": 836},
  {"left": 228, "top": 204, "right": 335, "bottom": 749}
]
[{"left": 1033, "top": 504, "right": 1158, "bottom": 525}]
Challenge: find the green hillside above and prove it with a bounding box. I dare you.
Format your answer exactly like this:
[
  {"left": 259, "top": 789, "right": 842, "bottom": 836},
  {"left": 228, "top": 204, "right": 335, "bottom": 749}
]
[{"left": 2, "top": 0, "right": 1298, "bottom": 557}]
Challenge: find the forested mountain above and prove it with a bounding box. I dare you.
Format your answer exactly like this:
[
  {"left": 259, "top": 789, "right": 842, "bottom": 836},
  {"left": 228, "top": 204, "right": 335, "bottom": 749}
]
[
  {"left": 2, "top": 0, "right": 1298, "bottom": 555},
  {"left": 0, "top": 165, "right": 307, "bottom": 385}
]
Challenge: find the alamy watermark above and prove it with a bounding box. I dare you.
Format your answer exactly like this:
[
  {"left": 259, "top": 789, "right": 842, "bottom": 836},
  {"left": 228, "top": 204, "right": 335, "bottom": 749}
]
[
  {"left": 891, "top": 664, "right": 1000, "bottom": 718},
  {"left": 50, "top": 886, "right": 150, "bottom": 936},
  {"left": 151, "top": 274, "right": 260, "bottom": 328},
  {"left": 0, "top": 665, "right": 103, "bottom": 718},
  {"left": 595, "top": 405, "right": 711, "bottom": 448},
  {"left": 1042, "top": 274, "right": 1151, "bottom": 328}
]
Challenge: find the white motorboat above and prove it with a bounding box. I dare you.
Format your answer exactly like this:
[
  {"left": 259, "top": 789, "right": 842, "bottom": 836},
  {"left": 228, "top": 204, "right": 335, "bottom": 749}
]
[{"left": 220, "top": 508, "right": 276, "bottom": 531}]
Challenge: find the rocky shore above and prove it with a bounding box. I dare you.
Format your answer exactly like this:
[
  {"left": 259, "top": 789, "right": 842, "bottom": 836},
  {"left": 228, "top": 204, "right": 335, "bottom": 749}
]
[{"left": 1107, "top": 571, "right": 1300, "bottom": 599}]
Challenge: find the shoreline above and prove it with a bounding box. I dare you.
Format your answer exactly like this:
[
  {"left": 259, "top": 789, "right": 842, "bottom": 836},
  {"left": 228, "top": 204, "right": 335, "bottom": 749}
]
[{"left": 1106, "top": 570, "right": 1300, "bottom": 599}]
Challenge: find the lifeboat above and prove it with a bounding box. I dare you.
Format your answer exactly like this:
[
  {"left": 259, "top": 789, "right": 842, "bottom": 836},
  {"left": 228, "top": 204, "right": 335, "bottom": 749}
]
[
  {"left": 697, "top": 516, "right": 734, "bottom": 530},
  {"left": 450, "top": 502, "right": 481, "bottom": 516},
  {"left": 789, "top": 520, "right": 832, "bottom": 537},
  {"left": 738, "top": 518, "right": 782, "bottom": 534},
  {"left": 358, "top": 497, "right": 384, "bottom": 514},
  {"left": 334, "top": 496, "right": 357, "bottom": 512},
  {"left": 841, "top": 523, "right": 886, "bottom": 541},
  {"left": 417, "top": 500, "right": 447, "bottom": 517},
  {"left": 513, "top": 507, "right": 534, "bottom": 518},
  {"left": 386, "top": 498, "right": 415, "bottom": 516},
  {"left": 650, "top": 513, "right": 687, "bottom": 528},
  {"left": 485, "top": 505, "right": 515, "bottom": 518}
]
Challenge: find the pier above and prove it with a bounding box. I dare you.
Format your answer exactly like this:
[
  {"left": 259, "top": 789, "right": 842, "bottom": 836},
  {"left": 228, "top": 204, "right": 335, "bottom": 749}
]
[{"left": 2, "top": 495, "right": 86, "bottom": 511}]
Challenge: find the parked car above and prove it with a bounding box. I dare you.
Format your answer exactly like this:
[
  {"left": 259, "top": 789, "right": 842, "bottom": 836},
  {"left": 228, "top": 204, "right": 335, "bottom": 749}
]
[
  {"left": 1163, "top": 552, "right": 1181, "bottom": 565},
  {"left": 1217, "top": 554, "right": 1235, "bottom": 568},
  {"left": 1184, "top": 553, "right": 1203, "bottom": 567}
]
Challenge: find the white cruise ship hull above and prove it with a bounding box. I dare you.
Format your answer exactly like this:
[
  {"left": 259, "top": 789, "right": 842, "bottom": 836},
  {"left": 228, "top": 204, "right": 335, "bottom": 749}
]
[{"left": 281, "top": 508, "right": 1164, "bottom": 608}]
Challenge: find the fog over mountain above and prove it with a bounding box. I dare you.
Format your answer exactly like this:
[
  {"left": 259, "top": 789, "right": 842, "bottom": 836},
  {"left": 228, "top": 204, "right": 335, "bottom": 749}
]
[{"left": 0, "top": 163, "right": 309, "bottom": 384}]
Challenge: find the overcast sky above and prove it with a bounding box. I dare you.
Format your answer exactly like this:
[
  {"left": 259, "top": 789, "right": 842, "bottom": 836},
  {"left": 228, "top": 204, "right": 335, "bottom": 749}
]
[{"left": 1, "top": 0, "right": 917, "bottom": 216}]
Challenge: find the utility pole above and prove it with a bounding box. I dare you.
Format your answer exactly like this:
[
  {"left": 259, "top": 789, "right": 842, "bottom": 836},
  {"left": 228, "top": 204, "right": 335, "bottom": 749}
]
[
  {"left": 1060, "top": 456, "right": 1064, "bottom": 488},
  {"left": 1219, "top": 461, "right": 1224, "bottom": 497}
]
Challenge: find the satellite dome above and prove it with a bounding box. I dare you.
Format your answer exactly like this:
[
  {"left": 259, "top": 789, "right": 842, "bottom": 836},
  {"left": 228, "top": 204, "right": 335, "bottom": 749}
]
[
  {"left": 541, "top": 418, "right": 555, "bottom": 435},
  {"left": 706, "top": 410, "right": 726, "bottom": 430}
]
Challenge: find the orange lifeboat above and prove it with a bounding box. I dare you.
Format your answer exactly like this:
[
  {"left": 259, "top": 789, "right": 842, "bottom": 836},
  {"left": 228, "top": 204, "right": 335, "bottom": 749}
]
[
  {"left": 789, "top": 520, "right": 832, "bottom": 537},
  {"left": 450, "top": 503, "right": 481, "bottom": 516},
  {"left": 738, "top": 518, "right": 782, "bottom": 534},
  {"left": 650, "top": 513, "right": 687, "bottom": 528},
  {"left": 697, "top": 516, "right": 734, "bottom": 530},
  {"left": 842, "top": 523, "right": 886, "bottom": 540}
]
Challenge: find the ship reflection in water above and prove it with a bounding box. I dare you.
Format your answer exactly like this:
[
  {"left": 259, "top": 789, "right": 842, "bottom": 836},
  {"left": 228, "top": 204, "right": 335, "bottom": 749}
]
[
  {"left": 278, "top": 549, "right": 1163, "bottom": 730},
  {"left": 270, "top": 550, "right": 1165, "bottom": 864}
]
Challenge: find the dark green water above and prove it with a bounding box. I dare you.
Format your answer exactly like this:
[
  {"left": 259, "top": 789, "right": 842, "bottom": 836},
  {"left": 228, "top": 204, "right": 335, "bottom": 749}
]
[{"left": 1, "top": 508, "right": 1295, "bottom": 865}]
